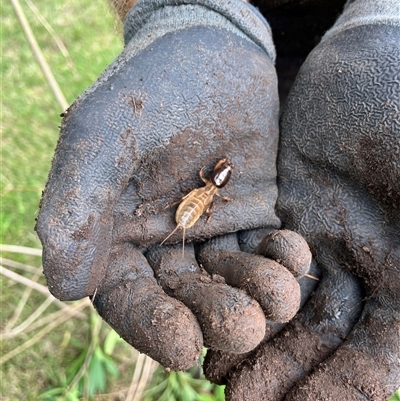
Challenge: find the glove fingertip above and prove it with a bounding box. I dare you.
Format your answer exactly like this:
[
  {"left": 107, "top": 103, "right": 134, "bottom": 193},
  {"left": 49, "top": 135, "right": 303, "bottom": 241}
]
[
  {"left": 94, "top": 276, "right": 203, "bottom": 371},
  {"left": 256, "top": 229, "right": 312, "bottom": 278}
]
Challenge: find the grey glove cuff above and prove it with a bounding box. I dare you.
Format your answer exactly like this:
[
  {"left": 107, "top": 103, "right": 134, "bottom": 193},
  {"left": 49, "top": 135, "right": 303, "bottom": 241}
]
[
  {"left": 124, "top": 0, "right": 276, "bottom": 62},
  {"left": 322, "top": 0, "right": 400, "bottom": 42},
  {"left": 74, "top": 0, "right": 275, "bottom": 110}
]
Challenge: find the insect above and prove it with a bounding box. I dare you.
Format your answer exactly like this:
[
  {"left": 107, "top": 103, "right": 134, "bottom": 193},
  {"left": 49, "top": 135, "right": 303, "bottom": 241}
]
[{"left": 161, "top": 158, "right": 233, "bottom": 256}]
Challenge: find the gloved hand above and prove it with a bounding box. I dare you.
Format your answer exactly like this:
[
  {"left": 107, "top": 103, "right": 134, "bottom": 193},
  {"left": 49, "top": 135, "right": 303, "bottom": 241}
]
[
  {"left": 36, "top": 0, "right": 309, "bottom": 371},
  {"left": 206, "top": 1, "right": 400, "bottom": 400}
]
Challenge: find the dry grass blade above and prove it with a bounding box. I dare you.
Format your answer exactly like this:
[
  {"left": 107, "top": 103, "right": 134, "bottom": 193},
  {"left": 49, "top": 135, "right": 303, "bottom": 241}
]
[
  {"left": 126, "top": 353, "right": 145, "bottom": 401},
  {"left": 24, "top": 0, "right": 78, "bottom": 75},
  {"left": 3, "top": 296, "right": 55, "bottom": 339},
  {"left": 1, "top": 244, "right": 42, "bottom": 256},
  {"left": 2, "top": 264, "right": 51, "bottom": 294},
  {"left": 4, "top": 299, "right": 90, "bottom": 339},
  {"left": 1, "top": 265, "right": 87, "bottom": 318},
  {"left": 1, "top": 257, "right": 42, "bottom": 274},
  {"left": 4, "top": 268, "right": 42, "bottom": 331},
  {"left": 0, "top": 300, "right": 89, "bottom": 364},
  {"left": 9, "top": 0, "right": 68, "bottom": 110},
  {"left": 132, "top": 356, "right": 157, "bottom": 401},
  {"left": 126, "top": 354, "right": 158, "bottom": 401}
]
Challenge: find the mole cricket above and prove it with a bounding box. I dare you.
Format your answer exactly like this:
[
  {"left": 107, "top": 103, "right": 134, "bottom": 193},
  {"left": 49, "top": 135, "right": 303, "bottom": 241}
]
[{"left": 161, "top": 158, "right": 233, "bottom": 255}]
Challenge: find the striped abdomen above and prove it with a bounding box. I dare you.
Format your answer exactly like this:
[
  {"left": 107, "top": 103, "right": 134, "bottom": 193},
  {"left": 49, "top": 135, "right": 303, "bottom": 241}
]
[{"left": 175, "top": 185, "right": 216, "bottom": 229}]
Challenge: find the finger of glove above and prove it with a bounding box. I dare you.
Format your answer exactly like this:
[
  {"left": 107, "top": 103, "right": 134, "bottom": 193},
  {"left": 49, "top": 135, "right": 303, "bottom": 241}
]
[
  {"left": 200, "top": 234, "right": 275, "bottom": 385},
  {"left": 36, "top": 73, "right": 139, "bottom": 300},
  {"left": 203, "top": 258, "right": 321, "bottom": 385},
  {"left": 198, "top": 233, "right": 301, "bottom": 323},
  {"left": 146, "top": 243, "right": 266, "bottom": 353},
  {"left": 93, "top": 243, "right": 203, "bottom": 371},
  {"left": 286, "top": 295, "right": 400, "bottom": 401},
  {"left": 238, "top": 229, "right": 321, "bottom": 306},
  {"left": 224, "top": 262, "right": 364, "bottom": 401},
  {"left": 200, "top": 231, "right": 312, "bottom": 385},
  {"left": 256, "top": 229, "right": 312, "bottom": 278}
]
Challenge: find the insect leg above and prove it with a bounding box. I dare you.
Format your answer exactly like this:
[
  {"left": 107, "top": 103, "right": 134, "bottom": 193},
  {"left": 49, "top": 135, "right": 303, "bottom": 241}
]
[
  {"left": 213, "top": 157, "right": 228, "bottom": 171},
  {"left": 164, "top": 193, "right": 190, "bottom": 209},
  {"left": 205, "top": 202, "right": 213, "bottom": 223},
  {"left": 215, "top": 193, "right": 231, "bottom": 202},
  {"left": 199, "top": 167, "right": 209, "bottom": 184}
]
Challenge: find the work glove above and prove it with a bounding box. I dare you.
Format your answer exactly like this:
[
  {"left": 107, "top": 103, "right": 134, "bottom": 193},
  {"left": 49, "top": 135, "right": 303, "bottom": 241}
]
[
  {"left": 208, "top": 1, "right": 400, "bottom": 400},
  {"left": 36, "top": 0, "right": 310, "bottom": 371}
]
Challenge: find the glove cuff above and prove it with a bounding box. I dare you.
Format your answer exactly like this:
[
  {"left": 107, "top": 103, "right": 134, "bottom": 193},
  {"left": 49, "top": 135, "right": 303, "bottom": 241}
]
[
  {"left": 123, "top": 0, "right": 276, "bottom": 62},
  {"left": 322, "top": 0, "right": 400, "bottom": 42}
]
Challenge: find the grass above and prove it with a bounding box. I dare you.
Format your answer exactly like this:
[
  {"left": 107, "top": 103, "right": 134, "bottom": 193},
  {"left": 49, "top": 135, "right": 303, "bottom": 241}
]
[
  {"left": 2, "top": 0, "right": 121, "bottom": 250},
  {"left": 1, "top": 1, "right": 224, "bottom": 399},
  {"left": 1, "top": 0, "right": 144, "bottom": 398},
  {"left": 1, "top": 0, "right": 399, "bottom": 400}
]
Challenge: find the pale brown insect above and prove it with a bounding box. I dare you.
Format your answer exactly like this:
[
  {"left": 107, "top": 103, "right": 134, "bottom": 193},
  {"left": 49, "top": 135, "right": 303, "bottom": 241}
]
[{"left": 161, "top": 158, "right": 233, "bottom": 255}]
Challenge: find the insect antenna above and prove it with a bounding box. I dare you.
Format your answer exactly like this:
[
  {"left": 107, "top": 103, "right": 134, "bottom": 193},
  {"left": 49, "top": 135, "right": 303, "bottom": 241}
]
[
  {"left": 182, "top": 227, "right": 186, "bottom": 258},
  {"left": 160, "top": 225, "right": 181, "bottom": 246}
]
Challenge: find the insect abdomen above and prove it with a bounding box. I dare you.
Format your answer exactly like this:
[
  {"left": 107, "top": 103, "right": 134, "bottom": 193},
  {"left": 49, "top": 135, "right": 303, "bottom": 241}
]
[{"left": 176, "top": 196, "right": 207, "bottom": 229}]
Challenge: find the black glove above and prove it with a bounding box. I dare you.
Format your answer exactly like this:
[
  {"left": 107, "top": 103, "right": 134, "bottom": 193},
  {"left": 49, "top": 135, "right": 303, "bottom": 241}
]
[
  {"left": 36, "top": 0, "right": 308, "bottom": 371},
  {"left": 212, "top": 3, "right": 400, "bottom": 399}
]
